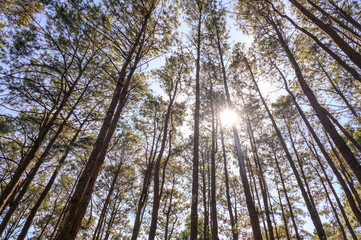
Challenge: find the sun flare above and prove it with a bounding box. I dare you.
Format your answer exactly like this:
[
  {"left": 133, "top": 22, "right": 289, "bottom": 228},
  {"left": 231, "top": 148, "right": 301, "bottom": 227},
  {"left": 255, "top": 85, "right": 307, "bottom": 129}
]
[{"left": 220, "top": 109, "right": 238, "bottom": 128}]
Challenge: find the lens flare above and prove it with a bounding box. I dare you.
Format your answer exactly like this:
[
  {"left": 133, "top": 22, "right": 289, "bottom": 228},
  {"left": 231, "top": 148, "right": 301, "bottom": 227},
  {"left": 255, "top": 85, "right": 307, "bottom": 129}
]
[{"left": 220, "top": 109, "right": 238, "bottom": 128}]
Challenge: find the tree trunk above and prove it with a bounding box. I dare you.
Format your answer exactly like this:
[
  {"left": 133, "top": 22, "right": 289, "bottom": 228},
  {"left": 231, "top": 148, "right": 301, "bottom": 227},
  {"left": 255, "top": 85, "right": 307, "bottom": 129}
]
[
  {"left": 245, "top": 153, "right": 268, "bottom": 240},
  {"left": 17, "top": 111, "right": 91, "bottom": 240},
  {"left": 220, "top": 128, "right": 238, "bottom": 239},
  {"left": 305, "top": 139, "right": 358, "bottom": 240},
  {"left": 273, "top": 62, "right": 361, "bottom": 224},
  {"left": 288, "top": 0, "right": 361, "bottom": 70},
  {"left": 306, "top": 0, "right": 361, "bottom": 42},
  {"left": 247, "top": 118, "right": 274, "bottom": 240},
  {"left": 270, "top": 17, "right": 361, "bottom": 185},
  {"left": 314, "top": 165, "right": 347, "bottom": 240},
  {"left": 148, "top": 74, "right": 179, "bottom": 240},
  {"left": 245, "top": 56, "right": 326, "bottom": 240},
  {"left": 55, "top": 17, "right": 150, "bottom": 238},
  {"left": 0, "top": 70, "right": 84, "bottom": 212},
  {"left": 209, "top": 81, "right": 218, "bottom": 240},
  {"left": 275, "top": 182, "right": 291, "bottom": 240},
  {"left": 269, "top": 2, "right": 361, "bottom": 83},
  {"left": 328, "top": 0, "right": 361, "bottom": 32},
  {"left": 164, "top": 177, "right": 175, "bottom": 240},
  {"left": 317, "top": 60, "right": 361, "bottom": 125},
  {"left": 285, "top": 122, "right": 317, "bottom": 210},
  {"left": 218, "top": 26, "right": 262, "bottom": 240},
  {"left": 271, "top": 150, "right": 301, "bottom": 240},
  {"left": 190, "top": 8, "right": 202, "bottom": 240}
]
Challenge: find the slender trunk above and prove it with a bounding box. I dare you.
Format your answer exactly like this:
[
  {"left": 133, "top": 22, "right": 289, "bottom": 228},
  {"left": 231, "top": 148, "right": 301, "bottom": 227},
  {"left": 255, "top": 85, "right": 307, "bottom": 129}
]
[
  {"left": 0, "top": 113, "right": 72, "bottom": 237},
  {"left": 164, "top": 177, "right": 175, "bottom": 240},
  {"left": 275, "top": 182, "right": 291, "bottom": 240},
  {"left": 93, "top": 160, "right": 122, "bottom": 240},
  {"left": 209, "top": 82, "right": 218, "bottom": 240},
  {"left": 328, "top": 0, "right": 361, "bottom": 32},
  {"left": 306, "top": 140, "right": 358, "bottom": 240},
  {"left": 268, "top": 196, "right": 279, "bottom": 240},
  {"left": 270, "top": 17, "right": 361, "bottom": 185},
  {"left": 288, "top": 0, "right": 361, "bottom": 69},
  {"left": 306, "top": 0, "right": 361, "bottom": 42},
  {"left": 103, "top": 192, "right": 122, "bottom": 240},
  {"left": 202, "top": 152, "right": 209, "bottom": 240},
  {"left": 220, "top": 128, "right": 238, "bottom": 239},
  {"left": 0, "top": 71, "right": 84, "bottom": 212},
  {"left": 245, "top": 153, "right": 268, "bottom": 240},
  {"left": 272, "top": 151, "right": 301, "bottom": 240},
  {"left": 269, "top": 2, "right": 361, "bottom": 83},
  {"left": 317, "top": 60, "right": 361, "bottom": 125},
  {"left": 191, "top": 9, "right": 202, "bottom": 240},
  {"left": 148, "top": 77, "right": 179, "bottom": 240},
  {"left": 219, "top": 29, "right": 262, "bottom": 240},
  {"left": 17, "top": 112, "right": 91, "bottom": 240},
  {"left": 273, "top": 62, "right": 361, "bottom": 224},
  {"left": 326, "top": 111, "right": 361, "bottom": 152},
  {"left": 314, "top": 166, "right": 347, "bottom": 240},
  {"left": 55, "top": 17, "right": 150, "bottom": 238},
  {"left": 131, "top": 163, "right": 154, "bottom": 240},
  {"left": 35, "top": 194, "right": 60, "bottom": 240},
  {"left": 4, "top": 82, "right": 93, "bottom": 236},
  {"left": 245, "top": 56, "right": 326, "bottom": 239},
  {"left": 247, "top": 118, "right": 274, "bottom": 240},
  {"left": 285, "top": 122, "right": 316, "bottom": 210}
]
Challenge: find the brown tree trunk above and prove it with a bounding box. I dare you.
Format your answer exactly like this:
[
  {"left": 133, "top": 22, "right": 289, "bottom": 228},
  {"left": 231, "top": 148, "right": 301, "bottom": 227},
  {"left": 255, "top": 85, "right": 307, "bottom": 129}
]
[
  {"left": 220, "top": 128, "right": 238, "bottom": 239},
  {"left": 209, "top": 81, "right": 218, "bottom": 240},
  {"left": 285, "top": 122, "right": 317, "bottom": 211},
  {"left": 289, "top": 0, "right": 361, "bottom": 69},
  {"left": 148, "top": 74, "right": 179, "bottom": 240},
  {"left": 305, "top": 139, "right": 358, "bottom": 240},
  {"left": 273, "top": 62, "right": 361, "bottom": 224},
  {"left": 55, "top": 16, "right": 150, "bottom": 238},
  {"left": 0, "top": 99, "right": 84, "bottom": 236},
  {"left": 200, "top": 152, "right": 209, "bottom": 240},
  {"left": 93, "top": 161, "right": 122, "bottom": 240},
  {"left": 270, "top": 17, "right": 361, "bottom": 185},
  {"left": 0, "top": 70, "right": 85, "bottom": 212},
  {"left": 275, "top": 182, "right": 291, "bottom": 240},
  {"left": 17, "top": 110, "right": 92, "bottom": 240},
  {"left": 306, "top": 0, "right": 361, "bottom": 42},
  {"left": 247, "top": 118, "right": 274, "bottom": 240},
  {"left": 326, "top": 111, "right": 361, "bottom": 152},
  {"left": 219, "top": 29, "right": 262, "bottom": 240},
  {"left": 268, "top": 2, "right": 361, "bottom": 83},
  {"left": 328, "top": 0, "right": 361, "bottom": 32},
  {"left": 245, "top": 153, "right": 268, "bottom": 240},
  {"left": 317, "top": 60, "right": 361, "bottom": 125},
  {"left": 314, "top": 165, "right": 347, "bottom": 240},
  {"left": 190, "top": 7, "right": 202, "bottom": 240},
  {"left": 164, "top": 177, "right": 175, "bottom": 240},
  {"left": 245, "top": 56, "right": 326, "bottom": 240},
  {"left": 271, "top": 151, "right": 301, "bottom": 240}
]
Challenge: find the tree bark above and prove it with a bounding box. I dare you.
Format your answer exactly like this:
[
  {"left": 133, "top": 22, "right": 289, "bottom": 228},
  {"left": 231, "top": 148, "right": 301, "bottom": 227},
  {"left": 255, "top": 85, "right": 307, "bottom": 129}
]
[
  {"left": 244, "top": 56, "right": 326, "bottom": 239},
  {"left": 273, "top": 62, "right": 361, "bottom": 224},
  {"left": 220, "top": 128, "right": 238, "bottom": 239},
  {"left": 289, "top": 0, "right": 361, "bottom": 70},
  {"left": 268, "top": 1, "right": 361, "bottom": 83},
  {"left": 55, "top": 13, "right": 151, "bottom": 238},
  {"left": 148, "top": 72, "right": 180, "bottom": 240},
  {"left": 247, "top": 118, "right": 274, "bottom": 240},
  {"left": 270, "top": 17, "right": 361, "bottom": 185},
  {"left": 190, "top": 6, "right": 202, "bottom": 239}
]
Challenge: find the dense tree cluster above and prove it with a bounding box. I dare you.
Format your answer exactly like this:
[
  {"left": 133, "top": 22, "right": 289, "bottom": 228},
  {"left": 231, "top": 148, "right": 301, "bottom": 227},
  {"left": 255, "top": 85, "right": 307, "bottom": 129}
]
[{"left": 0, "top": 0, "right": 360, "bottom": 239}]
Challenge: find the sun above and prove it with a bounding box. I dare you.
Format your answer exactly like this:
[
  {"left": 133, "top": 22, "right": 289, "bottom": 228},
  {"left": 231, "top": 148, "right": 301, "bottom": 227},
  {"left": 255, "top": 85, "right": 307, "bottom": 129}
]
[{"left": 220, "top": 109, "right": 238, "bottom": 128}]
